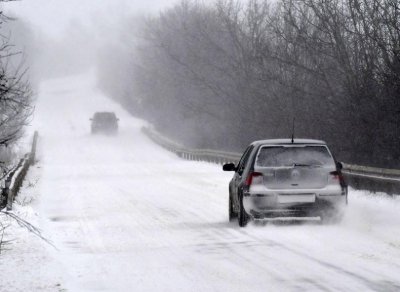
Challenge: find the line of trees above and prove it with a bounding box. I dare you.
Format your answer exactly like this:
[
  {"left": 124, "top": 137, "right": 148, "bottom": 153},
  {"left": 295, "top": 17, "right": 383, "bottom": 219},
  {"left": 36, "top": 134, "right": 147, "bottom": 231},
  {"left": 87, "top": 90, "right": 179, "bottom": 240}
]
[{"left": 98, "top": 0, "right": 400, "bottom": 168}]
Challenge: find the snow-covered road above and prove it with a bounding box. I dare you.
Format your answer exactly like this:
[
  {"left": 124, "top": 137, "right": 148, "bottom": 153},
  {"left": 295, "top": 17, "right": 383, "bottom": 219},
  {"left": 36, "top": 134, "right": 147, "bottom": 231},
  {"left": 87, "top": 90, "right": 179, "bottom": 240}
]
[{"left": 11, "top": 72, "right": 400, "bottom": 291}]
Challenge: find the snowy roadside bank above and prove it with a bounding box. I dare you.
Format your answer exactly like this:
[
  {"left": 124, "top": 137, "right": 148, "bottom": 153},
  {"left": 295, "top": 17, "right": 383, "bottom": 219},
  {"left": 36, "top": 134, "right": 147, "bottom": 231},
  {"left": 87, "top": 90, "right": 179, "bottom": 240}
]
[{"left": 0, "top": 163, "right": 66, "bottom": 292}]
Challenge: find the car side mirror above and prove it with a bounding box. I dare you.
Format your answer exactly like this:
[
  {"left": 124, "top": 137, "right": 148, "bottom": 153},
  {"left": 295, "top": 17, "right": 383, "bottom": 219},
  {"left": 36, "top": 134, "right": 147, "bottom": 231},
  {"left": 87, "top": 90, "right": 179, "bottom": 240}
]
[
  {"left": 223, "top": 163, "right": 236, "bottom": 171},
  {"left": 336, "top": 162, "right": 343, "bottom": 170}
]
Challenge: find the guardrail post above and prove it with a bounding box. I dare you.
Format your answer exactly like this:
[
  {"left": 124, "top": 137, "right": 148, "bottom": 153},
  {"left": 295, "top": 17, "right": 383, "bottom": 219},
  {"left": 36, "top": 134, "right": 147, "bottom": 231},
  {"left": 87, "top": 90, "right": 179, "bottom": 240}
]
[
  {"left": 5, "top": 178, "right": 12, "bottom": 211},
  {"left": 29, "top": 131, "right": 39, "bottom": 165}
]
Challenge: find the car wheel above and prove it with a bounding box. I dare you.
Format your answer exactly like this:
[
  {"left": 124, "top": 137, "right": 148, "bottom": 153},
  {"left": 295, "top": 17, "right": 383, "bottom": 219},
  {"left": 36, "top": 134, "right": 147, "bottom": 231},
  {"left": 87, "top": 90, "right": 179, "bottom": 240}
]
[
  {"left": 229, "top": 195, "right": 237, "bottom": 222},
  {"left": 238, "top": 195, "right": 249, "bottom": 227}
]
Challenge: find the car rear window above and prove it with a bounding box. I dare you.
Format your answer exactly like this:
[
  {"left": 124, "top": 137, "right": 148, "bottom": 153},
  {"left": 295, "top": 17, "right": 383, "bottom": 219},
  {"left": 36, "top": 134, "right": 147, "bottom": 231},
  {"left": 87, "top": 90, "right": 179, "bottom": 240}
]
[
  {"left": 255, "top": 145, "right": 335, "bottom": 167},
  {"left": 94, "top": 112, "right": 117, "bottom": 121}
]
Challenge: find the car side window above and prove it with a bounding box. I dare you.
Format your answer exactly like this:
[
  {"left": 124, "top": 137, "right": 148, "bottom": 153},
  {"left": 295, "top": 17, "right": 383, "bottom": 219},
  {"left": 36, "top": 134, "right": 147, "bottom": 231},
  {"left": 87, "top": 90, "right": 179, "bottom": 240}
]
[{"left": 237, "top": 145, "right": 254, "bottom": 174}]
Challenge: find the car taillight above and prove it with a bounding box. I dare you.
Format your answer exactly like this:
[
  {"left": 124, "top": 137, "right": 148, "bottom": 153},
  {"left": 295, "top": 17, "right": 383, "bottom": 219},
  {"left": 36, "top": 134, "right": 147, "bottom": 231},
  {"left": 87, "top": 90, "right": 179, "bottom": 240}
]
[
  {"left": 329, "top": 171, "right": 345, "bottom": 184},
  {"left": 245, "top": 172, "right": 263, "bottom": 186}
]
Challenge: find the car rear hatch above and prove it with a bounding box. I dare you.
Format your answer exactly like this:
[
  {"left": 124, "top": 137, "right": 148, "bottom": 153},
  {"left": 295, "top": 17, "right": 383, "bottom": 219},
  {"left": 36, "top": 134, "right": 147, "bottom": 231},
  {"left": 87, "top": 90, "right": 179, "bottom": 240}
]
[{"left": 254, "top": 145, "right": 336, "bottom": 190}]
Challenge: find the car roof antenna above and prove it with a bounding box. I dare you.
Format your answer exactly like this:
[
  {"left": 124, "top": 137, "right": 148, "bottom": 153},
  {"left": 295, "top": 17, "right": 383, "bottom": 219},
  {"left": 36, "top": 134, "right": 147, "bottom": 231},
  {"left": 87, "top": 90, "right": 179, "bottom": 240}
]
[{"left": 291, "top": 117, "right": 295, "bottom": 144}]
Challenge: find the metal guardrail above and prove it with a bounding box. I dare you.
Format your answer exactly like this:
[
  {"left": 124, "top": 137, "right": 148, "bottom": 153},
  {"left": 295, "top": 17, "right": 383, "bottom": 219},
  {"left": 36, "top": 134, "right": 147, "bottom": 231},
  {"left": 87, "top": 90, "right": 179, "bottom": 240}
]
[
  {"left": 342, "top": 165, "right": 400, "bottom": 195},
  {"left": 142, "top": 127, "right": 242, "bottom": 164},
  {"left": 342, "top": 163, "right": 400, "bottom": 181},
  {"left": 0, "top": 131, "right": 39, "bottom": 210},
  {"left": 142, "top": 127, "right": 400, "bottom": 195}
]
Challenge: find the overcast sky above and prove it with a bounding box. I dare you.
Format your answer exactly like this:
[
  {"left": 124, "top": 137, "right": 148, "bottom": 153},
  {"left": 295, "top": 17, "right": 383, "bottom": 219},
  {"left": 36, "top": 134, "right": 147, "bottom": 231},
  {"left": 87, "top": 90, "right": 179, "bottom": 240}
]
[{"left": 3, "top": 0, "right": 179, "bottom": 37}]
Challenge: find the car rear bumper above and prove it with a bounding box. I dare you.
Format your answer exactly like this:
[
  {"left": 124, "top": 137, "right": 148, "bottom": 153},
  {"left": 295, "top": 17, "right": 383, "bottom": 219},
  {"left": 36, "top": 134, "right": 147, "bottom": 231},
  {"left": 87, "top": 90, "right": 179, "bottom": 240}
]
[
  {"left": 242, "top": 188, "right": 347, "bottom": 218},
  {"left": 91, "top": 126, "right": 118, "bottom": 133}
]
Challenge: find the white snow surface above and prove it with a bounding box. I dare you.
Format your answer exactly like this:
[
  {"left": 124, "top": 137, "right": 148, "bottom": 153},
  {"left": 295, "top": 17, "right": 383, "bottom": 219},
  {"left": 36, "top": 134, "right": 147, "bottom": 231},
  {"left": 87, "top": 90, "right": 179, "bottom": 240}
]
[{"left": 1, "top": 71, "right": 400, "bottom": 291}]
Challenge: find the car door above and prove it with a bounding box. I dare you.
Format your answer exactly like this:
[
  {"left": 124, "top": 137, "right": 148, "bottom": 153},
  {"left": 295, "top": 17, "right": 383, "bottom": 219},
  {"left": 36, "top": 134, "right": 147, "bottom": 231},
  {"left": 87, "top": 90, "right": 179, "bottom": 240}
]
[{"left": 231, "top": 145, "right": 254, "bottom": 208}]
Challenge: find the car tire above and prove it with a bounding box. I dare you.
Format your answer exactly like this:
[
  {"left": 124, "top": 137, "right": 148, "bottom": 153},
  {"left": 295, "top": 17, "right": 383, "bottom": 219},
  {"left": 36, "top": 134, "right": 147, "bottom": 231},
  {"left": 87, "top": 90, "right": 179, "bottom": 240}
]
[
  {"left": 238, "top": 194, "right": 249, "bottom": 227},
  {"left": 229, "top": 195, "right": 237, "bottom": 222}
]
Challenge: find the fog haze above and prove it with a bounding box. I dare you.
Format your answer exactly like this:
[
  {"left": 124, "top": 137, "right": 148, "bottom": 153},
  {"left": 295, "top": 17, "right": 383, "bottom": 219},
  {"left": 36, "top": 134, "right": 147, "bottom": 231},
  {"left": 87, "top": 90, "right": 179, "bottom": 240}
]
[
  {"left": 1, "top": 0, "right": 398, "bottom": 168},
  {"left": 0, "top": 0, "right": 181, "bottom": 82},
  {"left": 4, "top": 0, "right": 177, "bottom": 38}
]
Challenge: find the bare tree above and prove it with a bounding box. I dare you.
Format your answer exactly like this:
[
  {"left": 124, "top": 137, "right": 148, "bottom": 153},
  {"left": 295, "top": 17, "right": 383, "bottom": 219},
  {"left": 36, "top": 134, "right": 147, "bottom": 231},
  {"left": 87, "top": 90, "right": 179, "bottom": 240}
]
[{"left": 0, "top": 2, "right": 33, "bottom": 174}]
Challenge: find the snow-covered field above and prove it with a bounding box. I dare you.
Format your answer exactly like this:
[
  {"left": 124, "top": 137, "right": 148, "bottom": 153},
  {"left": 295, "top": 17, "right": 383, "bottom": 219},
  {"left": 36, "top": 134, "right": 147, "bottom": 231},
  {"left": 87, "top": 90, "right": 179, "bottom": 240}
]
[{"left": 1, "top": 72, "right": 400, "bottom": 291}]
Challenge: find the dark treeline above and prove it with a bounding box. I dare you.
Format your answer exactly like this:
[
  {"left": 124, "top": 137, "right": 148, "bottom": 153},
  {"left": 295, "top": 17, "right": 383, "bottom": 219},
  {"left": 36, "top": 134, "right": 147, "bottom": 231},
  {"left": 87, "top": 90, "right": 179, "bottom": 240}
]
[{"left": 98, "top": 0, "right": 400, "bottom": 168}]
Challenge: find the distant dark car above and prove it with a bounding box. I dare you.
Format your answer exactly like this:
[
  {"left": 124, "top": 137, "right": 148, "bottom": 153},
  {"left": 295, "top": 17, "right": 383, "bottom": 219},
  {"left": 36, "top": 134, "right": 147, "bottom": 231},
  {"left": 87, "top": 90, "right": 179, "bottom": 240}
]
[
  {"left": 90, "top": 112, "right": 119, "bottom": 134},
  {"left": 223, "top": 139, "right": 348, "bottom": 227}
]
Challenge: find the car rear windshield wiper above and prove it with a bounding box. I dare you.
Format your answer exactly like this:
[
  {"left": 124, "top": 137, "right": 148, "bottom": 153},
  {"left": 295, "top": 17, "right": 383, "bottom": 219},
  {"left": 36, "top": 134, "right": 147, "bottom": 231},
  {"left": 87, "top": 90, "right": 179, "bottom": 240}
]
[{"left": 293, "top": 163, "right": 322, "bottom": 168}]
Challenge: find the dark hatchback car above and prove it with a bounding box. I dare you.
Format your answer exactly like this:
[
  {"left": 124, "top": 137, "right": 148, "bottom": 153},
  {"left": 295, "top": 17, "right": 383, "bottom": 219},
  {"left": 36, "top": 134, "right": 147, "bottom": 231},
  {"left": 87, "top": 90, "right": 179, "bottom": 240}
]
[
  {"left": 90, "top": 112, "right": 119, "bottom": 135},
  {"left": 223, "top": 139, "right": 347, "bottom": 227}
]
